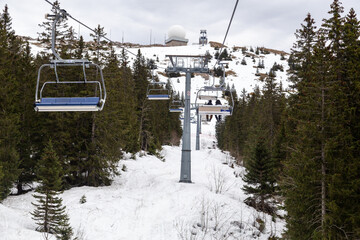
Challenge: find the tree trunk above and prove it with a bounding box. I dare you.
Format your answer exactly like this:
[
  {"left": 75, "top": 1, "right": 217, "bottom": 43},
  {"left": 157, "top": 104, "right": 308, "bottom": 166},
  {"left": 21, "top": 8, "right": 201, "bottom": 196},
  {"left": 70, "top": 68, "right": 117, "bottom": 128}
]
[
  {"left": 44, "top": 191, "right": 49, "bottom": 233},
  {"left": 321, "top": 83, "right": 326, "bottom": 234}
]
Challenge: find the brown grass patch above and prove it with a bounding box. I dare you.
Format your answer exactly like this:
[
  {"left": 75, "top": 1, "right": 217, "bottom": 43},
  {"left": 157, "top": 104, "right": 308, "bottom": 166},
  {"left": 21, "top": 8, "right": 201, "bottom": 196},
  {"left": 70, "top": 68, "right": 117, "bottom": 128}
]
[
  {"left": 245, "top": 52, "right": 259, "bottom": 58},
  {"left": 209, "top": 41, "right": 227, "bottom": 49},
  {"left": 158, "top": 72, "right": 168, "bottom": 77},
  {"left": 258, "top": 73, "right": 268, "bottom": 81},
  {"left": 226, "top": 70, "right": 237, "bottom": 77},
  {"left": 232, "top": 46, "right": 244, "bottom": 52},
  {"left": 260, "top": 47, "right": 289, "bottom": 56}
]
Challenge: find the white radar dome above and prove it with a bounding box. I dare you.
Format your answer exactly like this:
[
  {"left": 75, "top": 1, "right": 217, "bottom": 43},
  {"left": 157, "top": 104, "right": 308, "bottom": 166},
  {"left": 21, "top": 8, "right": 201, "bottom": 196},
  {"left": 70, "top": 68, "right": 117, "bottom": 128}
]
[{"left": 168, "top": 25, "right": 186, "bottom": 39}]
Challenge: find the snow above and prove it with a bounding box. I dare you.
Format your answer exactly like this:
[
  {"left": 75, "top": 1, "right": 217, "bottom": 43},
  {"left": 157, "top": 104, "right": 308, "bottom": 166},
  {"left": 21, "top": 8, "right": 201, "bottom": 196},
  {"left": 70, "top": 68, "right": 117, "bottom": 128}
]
[
  {"left": 1, "top": 43, "right": 288, "bottom": 239},
  {"left": 121, "top": 43, "right": 289, "bottom": 104},
  {"left": 1, "top": 120, "right": 286, "bottom": 240}
]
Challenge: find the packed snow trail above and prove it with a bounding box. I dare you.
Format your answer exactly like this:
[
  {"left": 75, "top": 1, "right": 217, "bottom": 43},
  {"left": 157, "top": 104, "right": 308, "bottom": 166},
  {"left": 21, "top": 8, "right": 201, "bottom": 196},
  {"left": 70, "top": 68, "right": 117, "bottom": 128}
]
[{"left": 1, "top": 120, "right": 285, "bottom": 240}]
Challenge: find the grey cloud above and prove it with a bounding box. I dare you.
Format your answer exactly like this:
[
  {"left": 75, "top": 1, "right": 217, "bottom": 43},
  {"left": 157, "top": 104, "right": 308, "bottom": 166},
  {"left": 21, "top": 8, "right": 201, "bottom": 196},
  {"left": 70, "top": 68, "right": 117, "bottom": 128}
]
[{"left": 3, "top": 0, "right": 360, "bottom": 51}]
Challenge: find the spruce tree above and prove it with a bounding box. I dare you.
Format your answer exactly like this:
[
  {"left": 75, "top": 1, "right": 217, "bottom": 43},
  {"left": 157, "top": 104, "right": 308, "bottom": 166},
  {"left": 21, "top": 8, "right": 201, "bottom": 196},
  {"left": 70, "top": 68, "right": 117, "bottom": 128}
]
[
  {"left": 31, "top": 140, "right": 73, "bottom": 239},
  {"left": 133, "top": 50, "right": 153, "bottom": 151},
  {"left": 16, "top": 41, "right": 38, "bottom": 194},
  {"left": 0, "top": 4, "right": 21, "bottom": 201},
  {"left": 84, "top": 45, "right": 124, "bottom": 186},
  {"left": 133, "top": 49, "right": 149, "bottom": 105},
  {"left": 37, "top": 1, "right": 69, "bottom": 52},
  {"left": 241, "top": 57, "right": 246, "bottom": 65},
  {"left": 242, "top": 139, "right": 275, "bottom": 214},
  {"left": 118, "top": 48, "right": 139, "bottom": 153},
  {"left": 0, "top": 165, "right": 3, "bottom": 186},
  {"left": 322, "top": 5, "right": 360, "bottom": 237},
  {"left": 282, "top": 13, "right": 331, "bottom": 239}
]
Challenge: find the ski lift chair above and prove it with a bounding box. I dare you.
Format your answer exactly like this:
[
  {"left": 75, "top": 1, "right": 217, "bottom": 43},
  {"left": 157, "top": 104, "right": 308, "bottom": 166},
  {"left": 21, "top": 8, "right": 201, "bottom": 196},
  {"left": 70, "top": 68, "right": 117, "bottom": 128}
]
[
  {"left": 34, "top": 59, "right": 106, "bottom": 112},
  {"left": 34, "top": 10, "right": 106, "bottom": 112},
  {"left": 169, "top": 100, "right": 184, "bottom": 113},
  {"left": 197, "top": 105, "right": 232, "bottom": 116},
  {"left": 147, "top": 81, "right": 171, "bottom": 100},
  {"left": 195, "top": 85, "right": 234, "bottom": 116}
]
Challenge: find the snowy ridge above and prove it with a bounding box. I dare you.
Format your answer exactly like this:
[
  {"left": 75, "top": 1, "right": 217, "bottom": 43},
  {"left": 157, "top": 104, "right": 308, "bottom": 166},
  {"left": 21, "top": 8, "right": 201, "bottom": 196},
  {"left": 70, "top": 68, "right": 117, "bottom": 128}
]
[{"left": 122, "top": 44, "right": 289, "bottom": 101}]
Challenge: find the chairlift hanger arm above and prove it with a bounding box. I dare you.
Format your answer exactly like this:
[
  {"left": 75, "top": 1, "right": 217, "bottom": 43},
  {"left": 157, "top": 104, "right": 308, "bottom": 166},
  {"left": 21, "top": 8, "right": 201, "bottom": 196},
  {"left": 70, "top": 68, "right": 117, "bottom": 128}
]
[{"left": 44, "top": 0, "right": 137, "bottom": 57}]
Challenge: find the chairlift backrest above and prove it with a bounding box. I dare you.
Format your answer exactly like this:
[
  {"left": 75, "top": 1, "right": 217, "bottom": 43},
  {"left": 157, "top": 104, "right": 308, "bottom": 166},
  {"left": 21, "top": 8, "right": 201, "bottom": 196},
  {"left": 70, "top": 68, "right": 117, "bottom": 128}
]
[
  {"left": 34, "top": 10, "right": 106, "bottom": 112},
  {"left": 198, "top": 105, "right": 232, "bottom": 115},
  {"left": 147, "top": 81, "right": 171, "bottom": 100},
  {"left": 195, "top": 84, "right": 235, "bottom": 116},
  {"left": 169, "top": 100, "right": 184, "bottom": 112}
]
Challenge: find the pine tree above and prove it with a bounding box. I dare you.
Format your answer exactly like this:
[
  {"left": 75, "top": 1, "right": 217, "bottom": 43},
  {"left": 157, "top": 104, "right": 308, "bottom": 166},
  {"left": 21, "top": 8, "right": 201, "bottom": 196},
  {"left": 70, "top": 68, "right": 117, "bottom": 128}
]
[
  {"left": 133, "top": 50, "right": 153, "bottom": 151},
  {"left": 282, "top": 13, "right": 331, "bottom": 239},
  {"left": 241, "top": 57, "right": 247, "bottom": 65},
  {"left": 74, "top": 35, "right": 85, "bottom": 59},
  {"left": 0, "top": 165, "right": 3, "bottom": 186},
  {"left": 322, "top": 5, "right": 360, "bottom": 238},
  {"left": 31, "top": 140, "right": 73, "bottom": 239},
  {"left": 219, "top": 48, "right": 230, "bottom": 60},
  {"left": 16, "top": 41, "right": 38, "bottom": 194},
  {"left": 242, "top": 139, "right": 275, "bottom": 214},
  {"left": 281, "top": 3, "right": 360, "bottom": 237},
  {"left": 133, "top": 49, "right": 149, "bottom": 105},
  {"left": 117, "top": 48, "right": 140, "bottom": 153},
  {"left": 88, "top": 24, "right": 109, "bottom": 63},
  {"left": 0, "top": 4, "right": 21, "bottom": 200},
  {"left": 83, "top": 45, "right": 127, "bottom": 186},
  {"left": 37, "top": 1, "right": 69, "bottom": 52}
]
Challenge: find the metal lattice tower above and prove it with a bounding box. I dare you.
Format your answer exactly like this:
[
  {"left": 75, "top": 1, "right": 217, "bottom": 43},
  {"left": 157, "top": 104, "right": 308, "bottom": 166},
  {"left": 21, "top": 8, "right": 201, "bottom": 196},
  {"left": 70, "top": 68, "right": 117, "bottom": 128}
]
[
  {"left": 199, "top": 30, "right": 208, "bottom": 46},
  {"left": 166, "top": 55, "right": 209, "bottom": 183}
]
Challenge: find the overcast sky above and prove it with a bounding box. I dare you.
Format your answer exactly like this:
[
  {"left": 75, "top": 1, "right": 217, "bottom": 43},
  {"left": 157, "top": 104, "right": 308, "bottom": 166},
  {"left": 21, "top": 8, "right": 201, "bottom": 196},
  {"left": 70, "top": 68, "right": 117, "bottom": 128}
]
[{"left": 2, "top": 0, "right": 360, "bottom": 52}]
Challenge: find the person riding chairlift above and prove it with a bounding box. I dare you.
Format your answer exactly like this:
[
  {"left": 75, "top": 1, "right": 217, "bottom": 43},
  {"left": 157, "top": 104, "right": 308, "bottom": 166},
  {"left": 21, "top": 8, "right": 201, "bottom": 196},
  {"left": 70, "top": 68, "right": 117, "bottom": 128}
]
[
  {"left": 215, "top": 99, "right": 222, "bottom": 122},
  {"left": 206, "top": 100, "right": 213, "bottom": 122}
]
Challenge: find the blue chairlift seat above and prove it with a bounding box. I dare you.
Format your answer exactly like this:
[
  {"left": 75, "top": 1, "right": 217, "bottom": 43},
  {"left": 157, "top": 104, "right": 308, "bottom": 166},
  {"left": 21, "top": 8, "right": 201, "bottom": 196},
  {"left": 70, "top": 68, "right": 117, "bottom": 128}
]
[
  {"left": 220, "top": 109, "right": 231, "bottom": 113},
  {"left": 198, "top": 105, "right": 232, "bottom": 116},
  {"left": 147, "top": 94, "right": 170, "bottom": 100},
  {"left": 169, "top": 108, "right": 183, "bottom": 113},
  {"left": 34, "top": 97, "right": 102, "bottom": 112}
]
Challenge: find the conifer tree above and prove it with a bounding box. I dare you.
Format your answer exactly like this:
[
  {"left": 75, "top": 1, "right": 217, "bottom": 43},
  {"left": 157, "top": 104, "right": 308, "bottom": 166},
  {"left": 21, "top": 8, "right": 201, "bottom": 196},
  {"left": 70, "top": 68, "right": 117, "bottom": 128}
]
[
  {"left": 133, "top": 50, "right": 154, "bottom": 151},
  {"left": 117, "top": 48, "right": 140, "bottom": 153},
  {"left": 0, "top": 165, "right": 3, "bottom": 186},
  {"left": 241, "top": 57, "right": 246, "bottom": 65},
  {"left": 281, "top": 2, "right": 360, "bottom": 237},
  {"left": 74, "top": 35, "right": 85, "bottom": 59},
  {"left": 31, "top": 140, "right": 73, "bottom": 239},
  {"left": 89, "top": 24, "right": 108, "bottom": 62},
  {"left": 83, "top": 45, "right": 129, "bottom": 186},
  {"left": 242, "top": 139, "right": 275, "bottom": 214},
  {"left": 322, "top": 4, "right": 360, "bottom": 237},
  {"left": 16, "top": 41, "right": 38, "bottom": 194},
  {"left": 282, "top": 12, "right": 331, "bottom": 238},
  {"left": 133, "top": 49, "right": 149, "bottom": 105},
  {"left": 0, "top": 4, "right": 21, "bottom": 200},
  {"left": 37, "top": 1, "right": 69, "bottom": 52}
]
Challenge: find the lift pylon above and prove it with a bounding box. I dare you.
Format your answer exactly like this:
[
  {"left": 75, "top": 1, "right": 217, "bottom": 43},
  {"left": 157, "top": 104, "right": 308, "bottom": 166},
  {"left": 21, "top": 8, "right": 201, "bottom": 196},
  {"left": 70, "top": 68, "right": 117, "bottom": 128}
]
[{"left": 166, "top": 54, "right": 209, "bottom": 183}]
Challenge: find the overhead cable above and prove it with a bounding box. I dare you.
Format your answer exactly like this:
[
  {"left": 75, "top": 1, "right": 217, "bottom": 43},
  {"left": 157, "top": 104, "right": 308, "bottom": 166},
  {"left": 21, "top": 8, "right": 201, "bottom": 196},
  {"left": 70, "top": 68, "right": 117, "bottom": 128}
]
[
  {"left": 44, "top": 0, "right": 137, "bottom": 56},
  {"left": 215, "top": 0, "right": 239, "bottom": 67}
]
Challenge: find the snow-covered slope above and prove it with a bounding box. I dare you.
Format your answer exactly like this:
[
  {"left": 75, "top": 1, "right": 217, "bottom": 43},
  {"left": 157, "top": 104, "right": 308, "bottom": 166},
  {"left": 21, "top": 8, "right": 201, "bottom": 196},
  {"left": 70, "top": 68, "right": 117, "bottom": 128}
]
[
  {"left": 123, "top": 43, "right": 289, "bottom": 100},
  {"left": 1, "top": 120, "right": 285, "bottom": 240}
]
